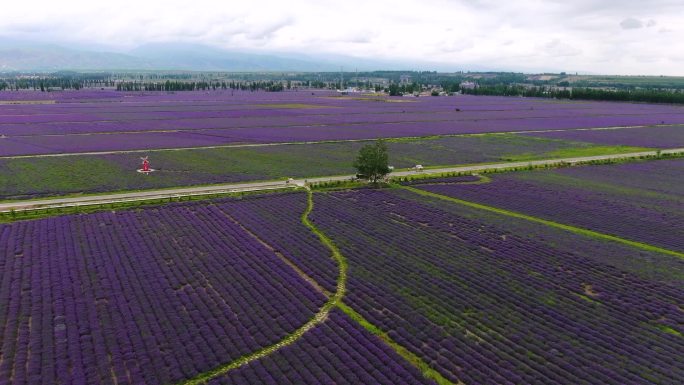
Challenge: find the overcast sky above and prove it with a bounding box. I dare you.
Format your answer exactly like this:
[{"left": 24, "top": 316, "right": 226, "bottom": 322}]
[{"left": 1, "top": 0, "right": 683, "bottom": 75}]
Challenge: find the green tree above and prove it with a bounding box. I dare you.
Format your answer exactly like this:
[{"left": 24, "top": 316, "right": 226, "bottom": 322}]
[
  {"left": 388, "top": 83, "right": 401, "bottom": 96},
  {"left": 353, "top": 139, "right": 391, "bottom": 184}
]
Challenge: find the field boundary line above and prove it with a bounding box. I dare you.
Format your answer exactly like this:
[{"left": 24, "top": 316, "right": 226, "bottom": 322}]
[
  {"left": 219, "top": 189, "right": 463, "bottom": 384},
  {"left": 307, "top": 189, "right": 462, "bottom": 384},
  {"left": 177, "top": 188, "right": 462, "bottom": 385},
  {"left": 338, "top": 302, "right": 462, "bottom": 385},
  {"left": 399, "top": 185, "right": 684, "bottom": 259},
  {"left": 215, "top": 205, "right": 332, "bottom": 297},
  {"left": 301, "top": 187, "right": 348, "bottom": 301},
  {"left": 175, "top": 188, "right": 346, "bottom": 385}
]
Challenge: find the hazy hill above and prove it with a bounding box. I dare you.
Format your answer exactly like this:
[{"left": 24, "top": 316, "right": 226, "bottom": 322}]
[
  {"left": 0, "top": 42, "right": 353, "bottom": 72},
  {"left": 0, "top": 44, "right": 150, "bottom": 71},
  {"left": 128, "top": 43, "right": 336, "bottom": 71}
]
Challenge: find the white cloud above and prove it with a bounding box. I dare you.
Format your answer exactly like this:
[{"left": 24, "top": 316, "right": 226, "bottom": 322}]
[
  {"left": 542, "top": 39, "right": 583, "bottom": 57},
  {"left": 620, "top": 18, "right": 643, "bottom": 29},
  {"left": 0, "top": 0, "right": 682, "bottom": 75}
]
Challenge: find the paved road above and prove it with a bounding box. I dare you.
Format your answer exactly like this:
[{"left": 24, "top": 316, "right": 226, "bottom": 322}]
[{"left": 1, "top": 147, "right": 682, "bottom": 213}]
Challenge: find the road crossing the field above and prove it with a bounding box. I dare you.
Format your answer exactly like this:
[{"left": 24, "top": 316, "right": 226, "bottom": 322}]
[{"left": 1, "top": 147, "right": 682, "bottom": 213}]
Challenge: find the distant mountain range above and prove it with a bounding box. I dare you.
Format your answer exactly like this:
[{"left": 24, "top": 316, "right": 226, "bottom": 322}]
[{"left": 0, "top": 41, "right": 420, "bottom": 72}]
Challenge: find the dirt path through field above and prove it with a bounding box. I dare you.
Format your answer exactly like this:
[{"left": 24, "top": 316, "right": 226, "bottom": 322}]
[{"left": 175, "top": 188, "right": 346, "bottom": 385}]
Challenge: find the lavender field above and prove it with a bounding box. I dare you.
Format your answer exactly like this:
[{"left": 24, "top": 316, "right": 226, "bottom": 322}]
[
  {"left": 1, "top": 90, "right": 683, "bottom": 156},
  {"left": 523, "top": 125, "right": 684, "bottom": 148},
  {"left": 417, "top": 158, "right": 684, "bottom": 253},
  {"left": 2, "top": 89, "right": 684, "bottom": 385},
  {"left": 214, "top": 192, "right": 339, "bottom": 293},
  {"left": 311, "top": 188, "right": 684, "bottom": 385},
  {"left": 5, "top": 1, "right": 684, "bottom": 384},
  {"left": 0, "top": 200, "right": 326, "bottom": 385},
  {"left": 207, "top": 309, "right": 435, "bottom": 385},
  {"left": 1, "top": 180, "right": 683, "bottom": 384}
]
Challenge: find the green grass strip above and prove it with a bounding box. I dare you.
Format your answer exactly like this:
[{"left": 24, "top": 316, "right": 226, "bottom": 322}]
[
  {"left": 653, "top": 324, "right": 683, "bottom": 337},
  {"left": 176, "top": 188, "right": 347, "bottom": 385},
  {"left": 0, "top": 188, "right": 291, "bottom": 223},
  {"left": 399, "top": 185, "right": 684, "bottom": 260},
  {"left": 337, "top": 302, "right": 462, "bottom": 385},
  {"left": 301, "top": 188, "right": 348, "bottom": 302}
]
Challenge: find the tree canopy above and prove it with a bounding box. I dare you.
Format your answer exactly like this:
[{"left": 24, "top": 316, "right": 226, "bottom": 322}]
[{"left": 353, "top": 139, "right": 391, "bottom": 183}]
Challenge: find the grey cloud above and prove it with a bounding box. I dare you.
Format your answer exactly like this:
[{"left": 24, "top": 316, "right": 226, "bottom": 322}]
[
  {"left": 439, "top": 39, "right": 474, "bottom": 53},
  {"left": 348, "top": 35, "right": 371, "bottom": 44},
  {"left": 543, "top": 39, "right": 582, "bottom": 57},
  {"left": 337, "top": 29, "right": 377, "bottom": 44},
  {"left": 669, "top": 54, "right": 684, "bottom": 62},
  {"left": 244, "top": 17, "right": 293, "bottom": 40},
  {"left": 1, "top": 0, "right": 683, "bottom": 75},
  {"left": 633, "top": 53, "right": 660, "bottom": 63},
  {"left": 620, "top": 18, "right": 643, "bottom": 29},
  {"left": 558, "top": 0, "right": 682, "bottom": 15}
]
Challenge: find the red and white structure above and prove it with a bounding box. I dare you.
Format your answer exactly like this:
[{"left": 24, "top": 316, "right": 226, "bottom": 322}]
[{"left": 137, "top": 156, "right": 155, "bottom": 174}]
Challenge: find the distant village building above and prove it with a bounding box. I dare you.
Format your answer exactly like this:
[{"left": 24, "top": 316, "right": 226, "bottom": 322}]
[
  {"left": 460, "top": 81, "right": 478, "bottom": 90},
  {"left": 399, "top": 74, "right": 412, "bottom": 84},
  {"left": 353, "top": 77, "right": 389, "bottom": 87}
]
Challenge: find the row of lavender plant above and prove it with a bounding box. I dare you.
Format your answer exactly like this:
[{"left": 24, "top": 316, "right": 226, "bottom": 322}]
[
  {"left": 214, "top": 192, "right": 339, "bottom": 293},
  {"left": 3, "top": 90, "right": 684, "bottom": 156},
  {"left": 1, "top": 109, "right": 651, "bottom": 137},
  {"left": 310, "top": 189, "right": 684, "bottom": 385},
  {"left": 523, "top": 125, "right": 684, "bottom": 148},
  {"left": 389, "top": 188, "right": 684, "bottom": 287},
  {"left": 399, "top": 175, "right": 481, "bottom": 185},
  {"left": 552, "top": 158, "right": 684, "bottom": 197},
  {"left": 417, "top": 160, "right": 684, "bottom": 252},
  {"left": 4, "top": 112, "right": 676, "bottom": 156},
  {"left": 4, "top": 104, "right": 678, "bottom": 129},
  {"left": 0, "top": 203, "right": 325, "bottom": 385},
  {"left": 207, "top": 309, "right": 435, "bottom": 385}
]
